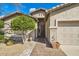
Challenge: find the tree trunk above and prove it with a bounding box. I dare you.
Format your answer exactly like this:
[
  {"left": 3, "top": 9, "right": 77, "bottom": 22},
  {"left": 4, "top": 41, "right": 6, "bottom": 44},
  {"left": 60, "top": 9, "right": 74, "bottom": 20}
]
[
  {"left": 28, "top": 33, "right": 31, "bottom": 41},
  {"left": 22, "top": 31, "right": 26, "bottom": 43}
]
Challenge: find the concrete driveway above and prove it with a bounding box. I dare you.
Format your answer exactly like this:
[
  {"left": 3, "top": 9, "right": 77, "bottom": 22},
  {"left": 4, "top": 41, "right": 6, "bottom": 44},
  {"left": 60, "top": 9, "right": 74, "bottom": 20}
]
[{"left": 60, "top": 45, "right": 79, "bottom": 56}]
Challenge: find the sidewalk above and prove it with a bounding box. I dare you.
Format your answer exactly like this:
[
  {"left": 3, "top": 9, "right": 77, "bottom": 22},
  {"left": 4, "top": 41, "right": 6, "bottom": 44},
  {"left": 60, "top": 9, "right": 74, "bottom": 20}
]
[{"left": 60, "top": 45, "right": 79, "bottom": 56}]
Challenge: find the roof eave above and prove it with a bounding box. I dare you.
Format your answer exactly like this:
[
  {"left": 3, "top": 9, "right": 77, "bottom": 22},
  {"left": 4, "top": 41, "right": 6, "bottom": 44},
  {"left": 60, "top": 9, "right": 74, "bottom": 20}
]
[{"left": 45, "top": 3, "right": 75, "bottom": 22}]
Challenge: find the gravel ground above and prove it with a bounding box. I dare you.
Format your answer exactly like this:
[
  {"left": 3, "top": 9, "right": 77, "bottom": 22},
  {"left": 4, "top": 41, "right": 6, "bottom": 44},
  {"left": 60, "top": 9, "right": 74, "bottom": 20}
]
[{"left": 0, "top": 41, "right": 35, "bottom": 56}]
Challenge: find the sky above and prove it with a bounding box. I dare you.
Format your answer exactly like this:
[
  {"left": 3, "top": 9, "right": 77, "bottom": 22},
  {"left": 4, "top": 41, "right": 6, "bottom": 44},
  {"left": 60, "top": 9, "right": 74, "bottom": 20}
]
[{"left": 0, "top": 3, "right": 62, "bottom": 16}]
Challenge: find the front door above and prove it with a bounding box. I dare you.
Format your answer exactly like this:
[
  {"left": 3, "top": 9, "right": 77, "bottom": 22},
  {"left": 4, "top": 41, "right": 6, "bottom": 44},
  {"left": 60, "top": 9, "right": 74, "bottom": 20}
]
[{"left": 37, "top": 18, "right": 45, "bottom": 38}]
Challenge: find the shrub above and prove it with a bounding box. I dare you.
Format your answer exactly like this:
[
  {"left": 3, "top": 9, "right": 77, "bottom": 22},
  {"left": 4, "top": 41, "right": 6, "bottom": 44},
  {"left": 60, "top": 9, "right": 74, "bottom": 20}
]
[
  {"left": 6, "top": 40, "right": 15, "bottom": 46},
  {"left": 0, "top": 34, "right": 4, "bottom": 43},
  {"left": 5, "top": 39, "right": 15, "bottom": 46},
  {"left": 0, "top": 20, "right": 4, "bottom": 28},
  {"left": 0, "top": 20, "right": 4, "bottom": 43},
  {"left": 0, "top": 31, "right": 4, "bottom": 35}
]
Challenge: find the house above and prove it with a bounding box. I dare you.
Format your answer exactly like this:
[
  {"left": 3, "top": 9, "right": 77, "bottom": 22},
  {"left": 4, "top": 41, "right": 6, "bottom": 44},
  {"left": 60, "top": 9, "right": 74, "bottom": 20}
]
[
  {"left": 1, "top": 3, "right": 79, "bottom": 46},
  {"left": 45, "top": 3, "right": 79, "bottom": 45},
  {"left": 30, "top": 3, "right": 79, "bottom": 46}
]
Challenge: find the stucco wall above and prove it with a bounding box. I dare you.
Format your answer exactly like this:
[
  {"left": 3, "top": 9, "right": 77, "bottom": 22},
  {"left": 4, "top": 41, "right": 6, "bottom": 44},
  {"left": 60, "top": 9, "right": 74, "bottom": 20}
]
[
  {"left": 48, "top": 4, "right": 79, "bottom": 45},
  {"left": 45, "top": 17, "right": 50, "bottom": 40},
  {"left": 50, "top": 4, "right": 79, "bottom": 26},
  {"left": 31, "top": 11, "right": 45, "bottom": 18},
  {"left": 4, "top": 16, "right": 16, "bottom": 37}
]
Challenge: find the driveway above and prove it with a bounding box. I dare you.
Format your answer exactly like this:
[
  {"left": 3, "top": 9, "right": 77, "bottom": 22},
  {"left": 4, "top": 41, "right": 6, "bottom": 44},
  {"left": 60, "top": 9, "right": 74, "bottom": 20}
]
[{"left": 60, "top": 45, "right": 79, "bottom": 56}]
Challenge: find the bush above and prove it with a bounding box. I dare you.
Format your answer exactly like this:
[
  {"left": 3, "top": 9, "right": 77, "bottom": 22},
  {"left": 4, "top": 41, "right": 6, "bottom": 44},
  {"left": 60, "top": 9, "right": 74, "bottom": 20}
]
[
  {"left": 0, "top": 35, "right": 4, "bottom": 43},
  {"left": 5, "top": 39, "right": 15, "bottom": 46},
  {"left": 0, "top": 31, "right": 4, "bottom": 35},
  {"left": 0, "top": 20, "right": 4, "bottom": 28},
  {"left": 0, "top": 20, "right": 4, "bottom": 43},
  {"left": 6, "top": 40, "right": 15, "bottom": 46}
]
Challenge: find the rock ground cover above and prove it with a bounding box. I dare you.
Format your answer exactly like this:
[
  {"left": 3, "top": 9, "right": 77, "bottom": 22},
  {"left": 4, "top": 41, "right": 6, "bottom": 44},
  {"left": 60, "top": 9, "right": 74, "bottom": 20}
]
[{"left": 0, "top": 41, "right": 35, "bottom": 56}]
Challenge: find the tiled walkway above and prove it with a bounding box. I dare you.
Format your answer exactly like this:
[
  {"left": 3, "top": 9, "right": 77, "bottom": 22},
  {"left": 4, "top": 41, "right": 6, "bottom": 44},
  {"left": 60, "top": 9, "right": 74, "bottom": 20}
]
[{"left": 31, "top": 38, "right": 66, "bottom": 56}]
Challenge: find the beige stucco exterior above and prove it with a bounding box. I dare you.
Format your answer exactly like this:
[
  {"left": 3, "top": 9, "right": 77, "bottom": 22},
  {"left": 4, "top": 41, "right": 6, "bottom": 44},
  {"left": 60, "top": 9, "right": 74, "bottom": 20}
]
[
  {"left": 4, "top": 16, "right": 17, "bottom": 37},
  {"left": 2, "top": 4, "right": 79, "bottom": 45},
  {"left": 46, "top": 4, "right": 79, "bottom": 45},
  {"left": 31, "top": 11, "right": 45, "bottom": 18}
]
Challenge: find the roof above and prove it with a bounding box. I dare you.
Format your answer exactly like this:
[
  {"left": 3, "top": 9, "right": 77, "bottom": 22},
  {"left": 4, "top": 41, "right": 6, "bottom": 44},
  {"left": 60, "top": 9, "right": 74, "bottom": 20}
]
[
  {"left": 30, "top": 8, "right": 46, "bottom": 15},
  {"left": 0, "top": 11, "right": 36, "bottom": 21},
  {"left": 47, "top": 3, "right": 73, "bottom": 13},
  {"left": 45, "top": 3, "right": 76, "bottom": 21}
]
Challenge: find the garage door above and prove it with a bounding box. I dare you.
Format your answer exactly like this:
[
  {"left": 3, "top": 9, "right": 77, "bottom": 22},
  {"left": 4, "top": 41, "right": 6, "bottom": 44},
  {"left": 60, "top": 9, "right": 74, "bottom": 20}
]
[{"left": 57, "top": 21, "right": 79, "bottom": 45}]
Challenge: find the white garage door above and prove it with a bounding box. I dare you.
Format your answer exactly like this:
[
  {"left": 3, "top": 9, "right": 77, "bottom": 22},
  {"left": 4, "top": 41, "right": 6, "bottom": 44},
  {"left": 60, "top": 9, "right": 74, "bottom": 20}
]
[{"left": 57, "top": 21, "right": 79, "bottom": 45}]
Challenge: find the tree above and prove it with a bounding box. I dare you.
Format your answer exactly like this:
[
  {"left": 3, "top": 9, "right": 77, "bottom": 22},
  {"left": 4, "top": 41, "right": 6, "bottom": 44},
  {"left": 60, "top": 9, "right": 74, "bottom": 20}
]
[{"left": 11, "top": 16, "right": 35, "bottom": 43}]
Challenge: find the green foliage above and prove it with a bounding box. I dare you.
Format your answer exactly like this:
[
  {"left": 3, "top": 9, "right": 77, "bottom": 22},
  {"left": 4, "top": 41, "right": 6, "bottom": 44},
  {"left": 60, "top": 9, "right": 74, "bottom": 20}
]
[
  {"left": 0, "top": 35, "right": 4, "bottom": 40},
  {"left": 0, "top": 20, "right": 4, "bottom": 43},
  {"left": 11, "top": 16, "right": 35, "bottom": 31},
  {"left": 4, "top": 37, "right": 15, "bottom": 46},
  {"left": 0, "top": 31, "right": 4, "bottom": 35},
  {"left": 5, "top": 39, "right": 15, "bottom": 46},
  {"left": 0, "top": 20, "right": 4, "bottom": 28},
  {"left": 0, "top": 34, "right": 4, "bottom": 42}
]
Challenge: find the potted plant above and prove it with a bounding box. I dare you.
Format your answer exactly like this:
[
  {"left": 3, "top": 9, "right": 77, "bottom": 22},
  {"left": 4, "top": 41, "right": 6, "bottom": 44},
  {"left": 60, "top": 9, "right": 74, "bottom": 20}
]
[{"left": 52, "top": 41, "right": 60, "bottom": 49}]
